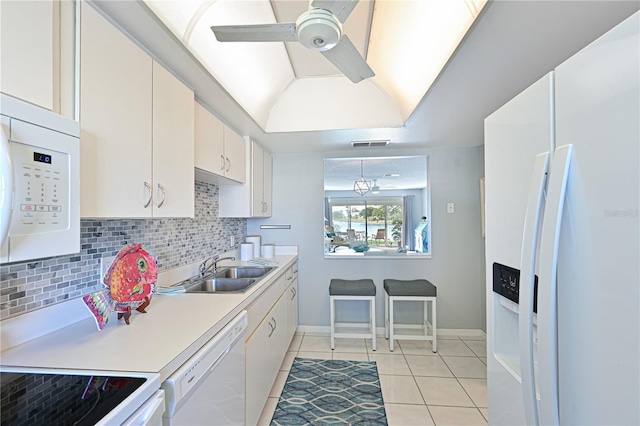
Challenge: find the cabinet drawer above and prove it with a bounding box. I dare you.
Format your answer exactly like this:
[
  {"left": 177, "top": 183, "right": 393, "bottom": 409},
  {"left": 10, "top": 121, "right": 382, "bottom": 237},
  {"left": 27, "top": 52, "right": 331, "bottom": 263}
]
[{"left": 246, "top": 274, "right": 286, "bottom": 339}]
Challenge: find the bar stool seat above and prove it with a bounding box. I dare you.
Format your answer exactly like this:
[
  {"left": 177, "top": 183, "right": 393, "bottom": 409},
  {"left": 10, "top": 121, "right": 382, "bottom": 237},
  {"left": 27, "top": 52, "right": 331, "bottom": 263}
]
[
  {"left": 329, "top": 279, "right": 376, "bottom": 351},
  {"left": 384, "top": 279, "right": 437, "bottom": 352}
]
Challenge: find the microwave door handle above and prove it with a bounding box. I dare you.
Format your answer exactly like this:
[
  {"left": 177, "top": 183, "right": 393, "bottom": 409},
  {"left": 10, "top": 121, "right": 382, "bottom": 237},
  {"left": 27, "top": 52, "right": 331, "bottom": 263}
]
[
  {"left": 0, "top": 127, "right": 13, "bottom": 246},
  {"left": 537, "top": 144, "right": 573, "bottom": 426},
  {"left": 519, "top": 151, "right": 550, "bottom": 426}
]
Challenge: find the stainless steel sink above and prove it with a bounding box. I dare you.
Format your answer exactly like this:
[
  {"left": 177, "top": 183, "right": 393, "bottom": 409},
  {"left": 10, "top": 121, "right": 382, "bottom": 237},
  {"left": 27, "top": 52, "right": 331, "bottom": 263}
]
[
  {"left": 184, "top": 277, "right": 256, "bottom": 293},
  {"left": 178, "top": 265, "right": 275, "bottom": 294},
  {"left": 215, "top": 266, "right": 274, "bottom": 279}
]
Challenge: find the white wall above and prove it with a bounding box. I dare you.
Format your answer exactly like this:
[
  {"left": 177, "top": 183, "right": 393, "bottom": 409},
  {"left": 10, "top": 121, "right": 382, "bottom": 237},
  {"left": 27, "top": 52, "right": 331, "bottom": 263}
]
[{"left": 248, "top": 146, "right": 486, "bottom": 331}]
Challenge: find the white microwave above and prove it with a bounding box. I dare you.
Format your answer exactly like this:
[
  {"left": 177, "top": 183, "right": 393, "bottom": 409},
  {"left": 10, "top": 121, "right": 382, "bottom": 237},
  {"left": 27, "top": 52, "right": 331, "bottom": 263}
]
[{"left": 0, "top": 94, "right": 80, "bottom": 263}]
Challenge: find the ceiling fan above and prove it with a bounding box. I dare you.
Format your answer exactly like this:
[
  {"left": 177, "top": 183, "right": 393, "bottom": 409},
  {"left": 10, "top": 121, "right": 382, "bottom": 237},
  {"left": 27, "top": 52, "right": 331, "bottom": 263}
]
[{"left": 210, "top": 0, "right": 374, "bottom": 83}]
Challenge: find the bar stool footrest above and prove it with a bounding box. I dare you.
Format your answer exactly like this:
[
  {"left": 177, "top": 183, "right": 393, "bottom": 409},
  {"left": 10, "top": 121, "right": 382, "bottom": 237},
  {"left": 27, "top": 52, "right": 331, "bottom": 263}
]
[
  {"left": 384, "top": 279, "right": 437, "bottom": 353},
  {"left": 330, "top": 279, "right": 377, "bottom": 351}
]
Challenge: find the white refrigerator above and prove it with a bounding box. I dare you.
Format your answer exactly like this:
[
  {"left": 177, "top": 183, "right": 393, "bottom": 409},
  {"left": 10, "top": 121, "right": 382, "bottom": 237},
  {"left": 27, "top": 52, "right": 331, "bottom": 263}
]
[{"left": 484, "top": 11, "right": 639, "bottom": 426}]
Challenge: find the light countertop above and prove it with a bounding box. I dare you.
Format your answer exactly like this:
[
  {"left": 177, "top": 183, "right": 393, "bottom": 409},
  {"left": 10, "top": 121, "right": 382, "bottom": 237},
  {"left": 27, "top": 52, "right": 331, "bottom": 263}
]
[{"left": 0, "top": 254, "right": 297, "bottom": 381}]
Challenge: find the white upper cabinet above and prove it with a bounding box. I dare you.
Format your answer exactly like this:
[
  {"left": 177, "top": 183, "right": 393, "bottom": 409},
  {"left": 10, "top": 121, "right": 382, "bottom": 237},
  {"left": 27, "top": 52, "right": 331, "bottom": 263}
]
[
  {"left": 80, "top": 2, "right": 153, "bottom": 218},
  {"left": 223, "top": 125, "right": 246, "bottom": 183},
  {"left": 0, "top": 0, "right": 74, "bottom": 116},
  {"left": 152, "top": 62, "right": 195, "bottom": 218},
  {"left": 194, "top": 101, "right": 245, "bottom": 183},
  {"left": 219, "top": 140, "right": 272, "bottom": 218},
  {"left": 80, "top": 3, "right": 194, "bottom": 218},
  {"left": 194, "top": 102, "right": 225, "bottom": 176},
  {"left": 251, "top": 144, "right": 272, "bottom": 217}
]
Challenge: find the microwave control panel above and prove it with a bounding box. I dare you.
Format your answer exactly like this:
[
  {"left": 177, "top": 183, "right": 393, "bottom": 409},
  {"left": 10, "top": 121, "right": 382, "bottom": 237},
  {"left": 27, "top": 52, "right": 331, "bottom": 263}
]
[{"left": 10, "top": 141, "right": 69, "bottom": 236}]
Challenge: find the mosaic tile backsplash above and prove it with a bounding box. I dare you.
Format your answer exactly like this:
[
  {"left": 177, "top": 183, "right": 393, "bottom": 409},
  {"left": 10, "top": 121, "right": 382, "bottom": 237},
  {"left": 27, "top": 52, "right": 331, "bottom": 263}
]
[{"left": 0, "top": 180, "right": 246, "bottom": 319}]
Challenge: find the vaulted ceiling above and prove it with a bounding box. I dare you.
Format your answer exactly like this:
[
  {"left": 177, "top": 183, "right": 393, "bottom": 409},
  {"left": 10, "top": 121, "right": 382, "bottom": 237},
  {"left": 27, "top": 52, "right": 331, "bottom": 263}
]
[
  {"left": 91, "top": 0, "right": 639, "bottom": 153},
  {"left": 143, "top": 0, "right": 487, "bottom": 134}
]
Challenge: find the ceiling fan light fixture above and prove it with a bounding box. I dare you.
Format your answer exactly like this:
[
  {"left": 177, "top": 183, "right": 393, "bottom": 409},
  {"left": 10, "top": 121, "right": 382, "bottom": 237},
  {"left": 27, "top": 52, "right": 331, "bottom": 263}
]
[
  {"left": 296, "top": 9, "right": 341, "bottom": 51},
  {"left": 371, "top": 179, "right": 380, "bottom": 194}
]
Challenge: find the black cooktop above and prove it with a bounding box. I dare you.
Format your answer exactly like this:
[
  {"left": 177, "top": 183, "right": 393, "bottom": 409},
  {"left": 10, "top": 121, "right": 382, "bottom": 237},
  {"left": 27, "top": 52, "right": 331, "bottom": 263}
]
[{"left": 0, "top": 372, "right": 146, "bottom": 425}]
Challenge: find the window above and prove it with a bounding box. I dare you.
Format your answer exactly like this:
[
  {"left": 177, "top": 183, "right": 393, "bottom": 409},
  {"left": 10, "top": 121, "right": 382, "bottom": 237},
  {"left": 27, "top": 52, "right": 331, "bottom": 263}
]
[
  {"left": 329, "top": 197, "right": 404, "bottom": 250},
  {"left": 324, "top": 156, "right": 430, "bottom": 257}
]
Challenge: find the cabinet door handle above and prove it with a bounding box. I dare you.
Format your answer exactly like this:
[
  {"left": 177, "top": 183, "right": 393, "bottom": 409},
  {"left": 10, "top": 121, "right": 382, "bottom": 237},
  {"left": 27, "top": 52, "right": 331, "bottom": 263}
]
[
  {"left": 220, "top": 155, "right": 225, "bottom": 171},
  {"left": 272, "top": 317, "right": 277, "bottom": 332},
  {"left": 268, "top": 319, "right": 274, "bottom": 338},
  {"left": 226, "top": 157, "right": 231, "bottom": 172},
  {"left": 157, "top": 183, "right": 166, "bottom": 208},
  {"left": 291, "top": 287, "right": 296, "bottom": 300},
  {"left": 143, "top": 182, "right": 153, "bottom": 208}
]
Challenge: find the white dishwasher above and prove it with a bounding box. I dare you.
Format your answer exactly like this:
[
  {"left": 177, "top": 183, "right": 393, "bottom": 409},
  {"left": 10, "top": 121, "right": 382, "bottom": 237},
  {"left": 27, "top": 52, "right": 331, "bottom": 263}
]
[{"left": 162, "top": 311, "right": 247, "bottom": 425}]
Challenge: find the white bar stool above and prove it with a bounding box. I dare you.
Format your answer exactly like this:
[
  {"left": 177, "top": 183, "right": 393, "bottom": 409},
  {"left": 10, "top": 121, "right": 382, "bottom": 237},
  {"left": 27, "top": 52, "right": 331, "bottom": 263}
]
[
  {"left": 329, "top": 279, "right": 376, "bottom": 351},
  {"left": 384, "top": 279, "right": 437, "bottom": 352}
]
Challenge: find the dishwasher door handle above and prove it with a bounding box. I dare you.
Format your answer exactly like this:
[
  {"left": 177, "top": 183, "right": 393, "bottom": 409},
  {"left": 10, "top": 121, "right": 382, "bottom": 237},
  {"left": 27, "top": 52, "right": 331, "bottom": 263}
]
[{"left": 207, "top": 345, "right": 232, "bottom": 375}]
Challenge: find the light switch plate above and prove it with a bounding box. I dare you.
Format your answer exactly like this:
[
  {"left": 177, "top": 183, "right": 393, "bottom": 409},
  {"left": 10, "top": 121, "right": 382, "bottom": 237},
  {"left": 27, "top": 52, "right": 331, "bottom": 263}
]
[{"left": 447, "top": 202, "right": 455, "bottom": 214}]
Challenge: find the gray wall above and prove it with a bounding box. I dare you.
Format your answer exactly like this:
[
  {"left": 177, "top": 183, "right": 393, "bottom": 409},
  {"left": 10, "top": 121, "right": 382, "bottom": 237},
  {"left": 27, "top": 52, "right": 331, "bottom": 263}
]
[
  {"left": 248, "top": 146, "right": 486, "bottom": 330},
  {"left": 0, "top": 180, "right": 246, "bottom": 319}
]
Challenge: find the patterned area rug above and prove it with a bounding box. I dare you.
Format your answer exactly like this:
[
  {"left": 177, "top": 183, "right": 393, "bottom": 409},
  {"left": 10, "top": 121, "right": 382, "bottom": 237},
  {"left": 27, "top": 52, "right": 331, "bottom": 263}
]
[{"left": 270, "top": 358, "right": 387, "bottom": 425}]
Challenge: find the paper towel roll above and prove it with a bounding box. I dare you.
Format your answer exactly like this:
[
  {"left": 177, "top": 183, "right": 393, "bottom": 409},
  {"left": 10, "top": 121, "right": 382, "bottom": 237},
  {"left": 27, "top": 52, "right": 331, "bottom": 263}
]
[
  {"left": 246, "top": 235, "right": 261, "bottom": 258},
  {"left": 240, "top": 243, "right": 254, "bottom": 261},
  {"left": 262, "top": 244, "right": 275, "bottom": 259}
]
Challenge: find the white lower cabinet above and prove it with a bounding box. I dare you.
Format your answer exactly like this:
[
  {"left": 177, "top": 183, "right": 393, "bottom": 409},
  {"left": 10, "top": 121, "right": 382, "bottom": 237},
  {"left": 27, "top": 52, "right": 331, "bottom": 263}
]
[
  {"left": 245, "top": 262, "right": 299, "bottom": 425},
  {"left": 246, "top": 295, "right": 287, "bottom": 426},
  {"left": 286, "top": 278, "right": 299, "bottom": 344},
  {"left": 285, "top": 262, "right": 299, "bottom": 343}
]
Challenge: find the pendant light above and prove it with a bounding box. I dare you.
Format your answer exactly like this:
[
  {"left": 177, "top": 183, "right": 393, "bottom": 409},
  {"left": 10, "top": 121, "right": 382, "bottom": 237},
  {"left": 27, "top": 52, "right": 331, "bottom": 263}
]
[{"left": 353, "top": 159, "right": 371, "bottom": 196}]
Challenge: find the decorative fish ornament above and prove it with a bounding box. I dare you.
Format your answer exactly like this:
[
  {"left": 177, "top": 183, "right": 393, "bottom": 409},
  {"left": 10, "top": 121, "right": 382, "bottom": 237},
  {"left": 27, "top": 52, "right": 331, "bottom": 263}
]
[{"left": 83, "top": 244, "right": 158, "bottom": 330}]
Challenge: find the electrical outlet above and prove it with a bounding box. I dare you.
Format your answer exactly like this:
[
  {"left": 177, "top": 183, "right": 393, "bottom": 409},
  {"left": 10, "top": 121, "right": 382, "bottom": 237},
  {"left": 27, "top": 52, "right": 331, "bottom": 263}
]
[
  {"left": 230, "top": 235, "right": 235, "bottom": 246},
  {"left": 447, "top": 202, "right": 455, "bottom": 214}
]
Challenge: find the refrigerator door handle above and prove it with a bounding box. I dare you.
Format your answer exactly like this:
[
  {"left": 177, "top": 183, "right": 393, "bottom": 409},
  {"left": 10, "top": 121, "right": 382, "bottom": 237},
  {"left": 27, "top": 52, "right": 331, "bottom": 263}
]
[
  {"left": 519, "top": 151, "right": 550, "bottom": 426},
  {"left": 537, "top": 144, "right": 573, "bottom": 426}
]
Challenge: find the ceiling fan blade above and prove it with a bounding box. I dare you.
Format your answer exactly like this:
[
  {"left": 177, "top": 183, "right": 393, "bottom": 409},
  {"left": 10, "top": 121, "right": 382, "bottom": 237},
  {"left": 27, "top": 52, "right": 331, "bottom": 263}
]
[
  {"left": 320, "top": 35, "right": 374, "bottom": 83},
  {"left": 311, "top": 0, "right": 359, "bottom": 23},
  {"left": 211, "top": 23, "right": 297, "bottom": 42}
]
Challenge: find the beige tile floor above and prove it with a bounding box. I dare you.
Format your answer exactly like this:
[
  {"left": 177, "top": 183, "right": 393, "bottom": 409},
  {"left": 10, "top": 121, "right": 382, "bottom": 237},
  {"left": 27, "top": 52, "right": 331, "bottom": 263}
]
[{"left": 257, "top": 332, "right": 488, "bottom": 426}]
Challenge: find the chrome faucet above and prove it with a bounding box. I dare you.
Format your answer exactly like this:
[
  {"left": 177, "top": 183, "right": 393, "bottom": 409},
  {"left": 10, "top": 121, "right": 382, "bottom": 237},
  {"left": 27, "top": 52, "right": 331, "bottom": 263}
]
[{"left": 199, "top": 255, "right": 236, "bottom": 277}]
